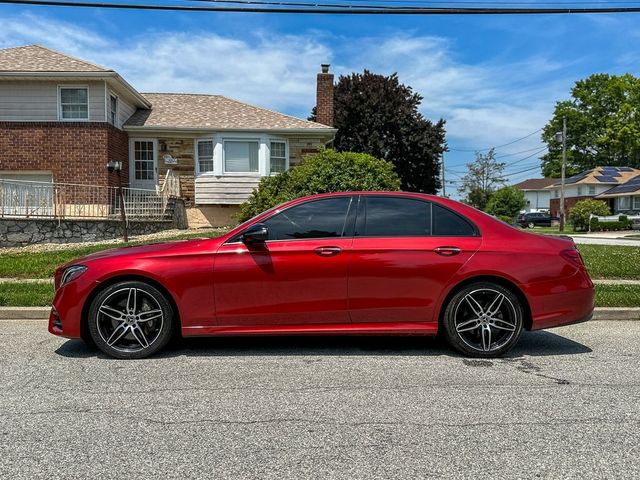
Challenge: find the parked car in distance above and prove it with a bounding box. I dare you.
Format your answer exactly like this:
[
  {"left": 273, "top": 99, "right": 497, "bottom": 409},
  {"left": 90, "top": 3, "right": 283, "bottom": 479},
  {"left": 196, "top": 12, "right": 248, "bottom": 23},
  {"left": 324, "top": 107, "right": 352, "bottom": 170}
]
[
  {"left": 50, "top": 192, "right": 595, "bottom": 359},
  {"left": 517, "top": 212, "right": 553, "bottom": 228},
  {"left": 632, "top": 218, "right": 640, "bottom": 231}
]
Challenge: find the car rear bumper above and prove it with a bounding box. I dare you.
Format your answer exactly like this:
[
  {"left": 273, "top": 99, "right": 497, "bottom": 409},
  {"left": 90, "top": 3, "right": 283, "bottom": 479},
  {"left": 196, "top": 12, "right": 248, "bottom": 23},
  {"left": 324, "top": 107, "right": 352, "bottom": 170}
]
[{"left": 524, "top": 269, "right": 595, "bottom": 331}]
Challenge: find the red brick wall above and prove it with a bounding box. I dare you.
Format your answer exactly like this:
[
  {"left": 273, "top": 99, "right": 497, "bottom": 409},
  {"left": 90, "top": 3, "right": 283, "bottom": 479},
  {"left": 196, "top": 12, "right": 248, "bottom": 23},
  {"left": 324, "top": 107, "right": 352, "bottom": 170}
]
[
  {"left": 316, "top": 68, "right": 334, "bottom": 127},
  {"left": 549, "top": 196, "right": 599, "bottom": 217},
  {"left": 107, "top": 126, "right": 130, "bottom": 187},
  {"left": 0, "top": 122, "right": 129, "bottom": 187}
]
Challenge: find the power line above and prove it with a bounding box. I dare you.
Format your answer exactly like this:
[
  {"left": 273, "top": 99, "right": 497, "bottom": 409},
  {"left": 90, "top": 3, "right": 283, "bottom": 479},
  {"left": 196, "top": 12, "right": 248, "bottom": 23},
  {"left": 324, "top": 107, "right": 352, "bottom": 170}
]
[
  {"left": 5, "top": 0, "right": 640, "bottom": 13},
  {"left": 449, "top": 128, "right": 542, "bottom": 152}
]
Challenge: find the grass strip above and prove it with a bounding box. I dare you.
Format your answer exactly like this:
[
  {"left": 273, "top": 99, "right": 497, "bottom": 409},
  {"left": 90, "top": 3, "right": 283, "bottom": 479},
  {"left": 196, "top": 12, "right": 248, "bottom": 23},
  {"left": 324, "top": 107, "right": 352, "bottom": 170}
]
[
  {"left": 0, "top": 282, "right": 53, "bottom": 307},
  {"left": 577, "top": 244, "right": 640, "bottom": 280},
  {"left": 1, "top": 281, "right": 638, "bottom": 309}
]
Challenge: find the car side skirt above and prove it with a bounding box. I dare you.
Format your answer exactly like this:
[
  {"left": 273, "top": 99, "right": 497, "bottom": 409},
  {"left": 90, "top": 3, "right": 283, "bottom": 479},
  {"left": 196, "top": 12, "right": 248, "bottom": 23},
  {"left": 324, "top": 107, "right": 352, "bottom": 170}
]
[{"left": 182, "top": 322, "right": 439, "bottom": 337}]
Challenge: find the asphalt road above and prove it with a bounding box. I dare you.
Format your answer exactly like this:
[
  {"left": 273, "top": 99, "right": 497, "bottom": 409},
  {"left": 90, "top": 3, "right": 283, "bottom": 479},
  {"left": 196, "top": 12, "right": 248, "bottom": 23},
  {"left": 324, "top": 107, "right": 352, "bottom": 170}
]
[{"left": 1, "top": 320, "right": 639, "bottom": 479}]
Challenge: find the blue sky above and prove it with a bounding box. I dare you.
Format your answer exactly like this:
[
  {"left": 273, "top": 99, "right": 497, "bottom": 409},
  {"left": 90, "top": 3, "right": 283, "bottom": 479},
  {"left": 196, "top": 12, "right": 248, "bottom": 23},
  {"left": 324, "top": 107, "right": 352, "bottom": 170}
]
[{"left": 1, "top": 5, "right": 639, "bottom": 191}]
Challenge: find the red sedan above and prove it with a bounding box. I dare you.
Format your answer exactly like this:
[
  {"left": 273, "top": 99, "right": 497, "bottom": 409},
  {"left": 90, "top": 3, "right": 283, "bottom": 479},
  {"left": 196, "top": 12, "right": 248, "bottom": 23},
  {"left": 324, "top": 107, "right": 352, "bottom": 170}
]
[{"left": 49, "top": 192, "right": 594, "bottom": 359}]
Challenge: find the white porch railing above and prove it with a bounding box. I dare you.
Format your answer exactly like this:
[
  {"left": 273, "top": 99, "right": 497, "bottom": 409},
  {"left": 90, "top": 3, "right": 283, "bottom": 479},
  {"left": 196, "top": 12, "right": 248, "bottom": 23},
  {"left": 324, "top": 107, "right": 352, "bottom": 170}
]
[{"left": 0, "top": 177, "right": 176, "bottom": 220}]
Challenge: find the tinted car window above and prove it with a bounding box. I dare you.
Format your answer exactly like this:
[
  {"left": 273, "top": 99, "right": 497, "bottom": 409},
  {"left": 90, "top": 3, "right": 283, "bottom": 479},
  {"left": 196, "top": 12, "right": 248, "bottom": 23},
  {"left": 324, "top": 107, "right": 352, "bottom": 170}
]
[
  {"left": 360, "top": 197, "right": 431, "bottom": 237},
  {"left": 263, "top": 197, "right": 351, "bottom": 240},
  {"left": 432, "top": 204, "right": 476, "bottom": 236}
]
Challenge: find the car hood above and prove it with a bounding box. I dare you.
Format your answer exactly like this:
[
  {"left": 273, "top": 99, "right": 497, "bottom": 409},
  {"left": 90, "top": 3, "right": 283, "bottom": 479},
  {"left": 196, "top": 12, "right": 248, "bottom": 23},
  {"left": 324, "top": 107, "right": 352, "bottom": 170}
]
[{"left": 59, "top": 237, "right": 223, "bottom": 269}]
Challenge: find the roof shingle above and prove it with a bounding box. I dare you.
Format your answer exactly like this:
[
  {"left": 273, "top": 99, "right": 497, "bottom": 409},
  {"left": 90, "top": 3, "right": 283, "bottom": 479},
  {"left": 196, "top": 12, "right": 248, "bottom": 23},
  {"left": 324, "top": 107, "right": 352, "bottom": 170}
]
[
  {"left": 0, "top": 45, "right": 110, "bottom": 73},
  {"left": 512, "top": 178, "right": 557, "bottom": 190},
  {"left": 125, "top": 93, "right": 334, "bottom": 131}
]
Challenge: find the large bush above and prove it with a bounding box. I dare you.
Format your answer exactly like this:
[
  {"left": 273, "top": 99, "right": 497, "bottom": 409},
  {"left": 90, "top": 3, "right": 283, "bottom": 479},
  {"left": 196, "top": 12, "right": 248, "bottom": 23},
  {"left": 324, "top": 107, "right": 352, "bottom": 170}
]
[
  {"left": 485, "top": 186, "right": 527, "bottom": 220},
  {"left": 237, "top": 149, "right": 402, "bottom": 221},
  {"left": 569, "top": 199, "right": 611, "bottom": 231}
]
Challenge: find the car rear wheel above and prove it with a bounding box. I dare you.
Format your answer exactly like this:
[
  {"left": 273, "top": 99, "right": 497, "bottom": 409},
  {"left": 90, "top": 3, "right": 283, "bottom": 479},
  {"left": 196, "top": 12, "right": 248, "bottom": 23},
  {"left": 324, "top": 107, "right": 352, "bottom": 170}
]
[
  {"left": 442, "top": 282, "right": 524, "bottom": 357},
  {"left": 87, "top": 281, "right": 174, "bottom": 359},
  {"left": 527, "top": 221, "right": 535, "bottom": 228}
]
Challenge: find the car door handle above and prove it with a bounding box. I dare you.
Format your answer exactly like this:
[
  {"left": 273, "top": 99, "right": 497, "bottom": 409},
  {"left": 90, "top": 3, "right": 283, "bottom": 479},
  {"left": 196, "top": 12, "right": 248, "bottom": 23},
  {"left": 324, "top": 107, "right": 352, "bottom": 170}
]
[
  {"left": 434, "top": 246, "right": 461, "bottom": 256},
  {"left": 314, "top": 246, "right": 342, "bottom": 257}
]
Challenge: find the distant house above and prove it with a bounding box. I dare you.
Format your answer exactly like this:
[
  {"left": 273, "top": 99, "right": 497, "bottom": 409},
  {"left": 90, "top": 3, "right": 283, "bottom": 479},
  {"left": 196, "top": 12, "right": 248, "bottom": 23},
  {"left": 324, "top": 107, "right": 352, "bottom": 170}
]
[
  {"left": 0, "top": 45, "right": 336, "bottom": 225},
  {"left": 596, "top": 174, "right": 640, "bottom": 215},
  {"left": 545, "top": 166, "right": 640, "bottom": 217},
  {"left": 512, "top": 178, "right": 557, "bottom": 212}
]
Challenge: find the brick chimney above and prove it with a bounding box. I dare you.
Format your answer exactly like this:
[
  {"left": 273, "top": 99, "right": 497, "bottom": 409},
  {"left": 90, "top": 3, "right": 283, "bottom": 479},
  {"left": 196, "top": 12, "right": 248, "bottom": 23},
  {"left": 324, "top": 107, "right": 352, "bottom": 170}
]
[{"left": 315, "top": 64, "right": 334, "bottom": 126}]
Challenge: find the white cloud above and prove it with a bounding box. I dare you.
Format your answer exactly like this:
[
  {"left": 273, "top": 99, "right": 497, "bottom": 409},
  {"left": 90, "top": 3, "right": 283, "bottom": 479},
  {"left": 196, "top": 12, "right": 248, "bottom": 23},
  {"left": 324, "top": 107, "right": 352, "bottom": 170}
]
[{"left": 0, "top": 13, "right": 575, "bottom": 155}]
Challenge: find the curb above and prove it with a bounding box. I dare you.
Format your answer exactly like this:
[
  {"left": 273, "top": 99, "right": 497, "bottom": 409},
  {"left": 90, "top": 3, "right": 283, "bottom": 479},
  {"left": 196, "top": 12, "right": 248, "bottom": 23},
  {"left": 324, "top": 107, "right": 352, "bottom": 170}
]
[{"left": 1, "top": 307, "right": 639, "bottom": 321}]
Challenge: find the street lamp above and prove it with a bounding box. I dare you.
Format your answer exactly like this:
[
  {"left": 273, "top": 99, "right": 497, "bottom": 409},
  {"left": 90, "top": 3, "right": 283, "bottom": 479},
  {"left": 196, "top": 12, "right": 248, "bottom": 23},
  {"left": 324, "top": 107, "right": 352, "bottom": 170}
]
[
  {"left": 554, "top": 116, "right": 567, "bottom": 232},
  {"left": 107, "top": 160, "right": 128, "bottom": 242}
]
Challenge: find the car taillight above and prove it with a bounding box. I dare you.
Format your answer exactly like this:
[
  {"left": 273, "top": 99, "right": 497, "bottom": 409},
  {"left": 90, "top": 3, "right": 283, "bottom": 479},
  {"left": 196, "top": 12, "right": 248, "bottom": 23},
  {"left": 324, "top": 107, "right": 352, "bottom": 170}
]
[{"left": 561, "top": 248, "right": 585, "bottom": 268}]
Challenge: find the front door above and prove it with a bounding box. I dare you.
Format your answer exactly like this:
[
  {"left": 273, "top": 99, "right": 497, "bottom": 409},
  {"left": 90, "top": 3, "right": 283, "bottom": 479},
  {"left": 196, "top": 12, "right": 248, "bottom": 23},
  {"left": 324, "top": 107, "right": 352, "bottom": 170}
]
[
  {"left": 213, "top": 196, "right": 355, "bottom": 326},
  {"left": 129, "top": 139, "right": 157, "bottom": 190}
]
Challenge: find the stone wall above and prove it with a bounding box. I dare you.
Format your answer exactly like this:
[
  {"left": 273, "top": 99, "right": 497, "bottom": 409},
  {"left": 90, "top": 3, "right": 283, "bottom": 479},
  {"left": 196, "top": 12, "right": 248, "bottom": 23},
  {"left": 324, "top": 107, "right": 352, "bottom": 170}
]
[{"left": 0, "top": 218, "right": 175, "bottom": 248}]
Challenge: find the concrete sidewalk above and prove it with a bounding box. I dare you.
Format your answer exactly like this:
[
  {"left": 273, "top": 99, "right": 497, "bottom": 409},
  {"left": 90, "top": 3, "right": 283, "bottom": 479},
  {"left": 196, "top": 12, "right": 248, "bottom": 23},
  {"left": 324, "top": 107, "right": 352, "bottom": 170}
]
[{"left": 3, "top": 306, "right": 639, "bottom": 321}]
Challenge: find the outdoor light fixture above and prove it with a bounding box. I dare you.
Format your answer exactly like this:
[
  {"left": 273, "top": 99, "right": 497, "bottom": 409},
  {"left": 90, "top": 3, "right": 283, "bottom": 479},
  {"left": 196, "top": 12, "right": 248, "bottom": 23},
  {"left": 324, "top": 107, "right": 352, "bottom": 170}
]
[{"left": 107, "top": 160, "right": 122, "bottom": 173}]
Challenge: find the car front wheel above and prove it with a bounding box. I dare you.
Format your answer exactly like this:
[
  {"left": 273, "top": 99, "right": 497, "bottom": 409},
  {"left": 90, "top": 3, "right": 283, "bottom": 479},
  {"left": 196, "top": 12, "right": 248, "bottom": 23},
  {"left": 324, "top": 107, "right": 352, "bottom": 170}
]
[
  {"left": 442, "top": 282, "right": 524, "bottom": 357},
  {"left": 527, "top": 222, "right": 535, "bottom": 228},
  {"left": 87, "top": 280, "right": 174, "bottom": 359}
]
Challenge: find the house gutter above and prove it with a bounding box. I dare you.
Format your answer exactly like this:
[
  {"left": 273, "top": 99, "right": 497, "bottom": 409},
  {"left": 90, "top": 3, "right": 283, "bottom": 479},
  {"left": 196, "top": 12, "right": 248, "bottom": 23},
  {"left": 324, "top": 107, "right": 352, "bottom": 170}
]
[
  {"left": 0, "top": 71, "right": 151, "bottom": 109},
  {"left": 122, "top": 126, "right": 338, "bottom": 136}
]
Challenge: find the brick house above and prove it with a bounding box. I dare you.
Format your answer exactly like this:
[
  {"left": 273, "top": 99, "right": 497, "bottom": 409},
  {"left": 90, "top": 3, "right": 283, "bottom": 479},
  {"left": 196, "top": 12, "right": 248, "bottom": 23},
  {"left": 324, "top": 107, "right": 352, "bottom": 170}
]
[
  {"left": 546, "top": 166, "right": 640, "bottom": 217},
  {"left": 0, "top": 45, "right": 336, "bottom": 225}
]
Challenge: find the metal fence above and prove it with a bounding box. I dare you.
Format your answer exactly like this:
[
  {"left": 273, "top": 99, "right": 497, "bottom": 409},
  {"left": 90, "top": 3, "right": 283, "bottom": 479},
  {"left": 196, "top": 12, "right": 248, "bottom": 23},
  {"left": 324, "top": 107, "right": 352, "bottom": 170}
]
[{"left": 0, "top": 172, "right": 179, "bottom": 221}]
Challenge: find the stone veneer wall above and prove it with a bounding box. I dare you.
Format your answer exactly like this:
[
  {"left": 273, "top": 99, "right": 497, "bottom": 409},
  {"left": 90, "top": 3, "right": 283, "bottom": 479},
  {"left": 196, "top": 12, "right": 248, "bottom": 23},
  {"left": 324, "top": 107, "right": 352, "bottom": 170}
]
[
  {"left": 157, "top": 138, "right": 195, "bottom": 206},
  {"left": 0, "top": 219, "right": 173, "bottom": 247},
  {"left": 0, "top": 199, "right": 187, "bottom": 247}
]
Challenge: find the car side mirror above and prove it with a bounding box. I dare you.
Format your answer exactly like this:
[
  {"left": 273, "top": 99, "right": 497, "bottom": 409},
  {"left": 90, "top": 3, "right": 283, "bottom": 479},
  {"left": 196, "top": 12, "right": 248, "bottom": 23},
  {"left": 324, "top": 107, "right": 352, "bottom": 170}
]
[{"left": 241, "top": 223, "right": 269, "bottom": 244}]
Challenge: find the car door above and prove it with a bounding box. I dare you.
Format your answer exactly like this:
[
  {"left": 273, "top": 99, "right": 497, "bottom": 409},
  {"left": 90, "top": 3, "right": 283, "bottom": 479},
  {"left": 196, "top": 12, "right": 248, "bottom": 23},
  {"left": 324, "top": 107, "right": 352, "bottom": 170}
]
[
  {"left": 348, "top": 196, "right": 482, "bottom": 324},
  {"left": 214, "top": 196, "right": 355, "bottom": 327}
]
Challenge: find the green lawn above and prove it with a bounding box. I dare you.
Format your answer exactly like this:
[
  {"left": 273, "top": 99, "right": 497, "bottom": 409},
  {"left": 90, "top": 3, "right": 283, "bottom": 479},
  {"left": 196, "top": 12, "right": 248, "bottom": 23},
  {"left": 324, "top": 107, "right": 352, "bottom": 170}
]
[
  {"left": 0, "top": 232, "right": 637, "bottom": 281},
  {"left": 0, "top": 229, "right": 228, "bottom": 279},
  {"left": 577, "top": 244, "right": 640, "bottom": 280},
  {"left": 1, "top": 281, "right": 637, "bottom": 308},
  {"left": 520, "top": 226, "right": 588, "bottom": 235}
]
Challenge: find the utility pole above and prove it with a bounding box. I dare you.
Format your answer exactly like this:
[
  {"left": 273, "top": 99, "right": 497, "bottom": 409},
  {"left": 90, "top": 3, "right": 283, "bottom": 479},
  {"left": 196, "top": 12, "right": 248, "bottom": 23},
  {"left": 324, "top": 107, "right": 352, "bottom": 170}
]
[
  {"left": 442, "top": 153, "right": 446, "bottom": 197},
  {"left": 559, "top": 116, "right": 567, "bottom": 232}
]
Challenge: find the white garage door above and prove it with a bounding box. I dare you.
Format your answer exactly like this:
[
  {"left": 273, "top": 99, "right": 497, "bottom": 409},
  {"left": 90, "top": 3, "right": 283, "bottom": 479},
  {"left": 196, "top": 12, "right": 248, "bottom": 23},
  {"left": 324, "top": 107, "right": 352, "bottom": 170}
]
[{"left": 0, "top": 172, "right": 54, "bottom": 217}]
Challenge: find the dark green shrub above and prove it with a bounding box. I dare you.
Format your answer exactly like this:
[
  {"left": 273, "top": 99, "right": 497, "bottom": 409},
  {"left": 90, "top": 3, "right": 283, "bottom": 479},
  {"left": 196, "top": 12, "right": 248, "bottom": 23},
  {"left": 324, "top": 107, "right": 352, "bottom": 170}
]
[
  {"left": 590, "top": 217, "right": 600, "bottom": 231},
  {"left": 237, "top": 149, "right": 402, "bottom": 222}
]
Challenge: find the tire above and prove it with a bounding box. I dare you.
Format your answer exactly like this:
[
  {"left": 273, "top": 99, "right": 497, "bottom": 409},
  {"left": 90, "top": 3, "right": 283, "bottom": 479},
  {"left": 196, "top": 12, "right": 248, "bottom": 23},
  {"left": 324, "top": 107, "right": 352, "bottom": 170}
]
[
  {"left": 527, "top": 222, "right": 535, "bottom": 229},
  {"left": 87, "top": 280, "right": 174, "bottom": 359},
  {"left": 442, "top": 282, "right": 524, "bottom": 358}
]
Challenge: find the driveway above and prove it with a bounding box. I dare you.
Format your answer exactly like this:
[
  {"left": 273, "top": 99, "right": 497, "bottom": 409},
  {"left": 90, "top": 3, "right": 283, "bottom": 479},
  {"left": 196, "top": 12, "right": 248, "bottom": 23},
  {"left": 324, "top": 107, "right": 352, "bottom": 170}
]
[{"left": 1, "top": 320, "right": 639, "bottom": 479}]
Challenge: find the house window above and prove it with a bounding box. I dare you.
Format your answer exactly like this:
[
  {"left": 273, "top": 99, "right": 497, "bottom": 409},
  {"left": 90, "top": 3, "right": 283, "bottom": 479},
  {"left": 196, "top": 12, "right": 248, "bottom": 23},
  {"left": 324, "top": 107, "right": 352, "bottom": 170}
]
[
  {"left": 634, "top": 196, "right": 640, "bottom": 210},
  {"left": 224, "top": 140, "right": 259, "bottom": 173},
  {"left": 197, "top": 140, "right": 214, "bottom": 174},
  {"left": 133, "top": 141, "right": 155, "bottom": 181},
  {"left": 577, "top": 186, "right": 583, "bottom": 196},
  {"left": 109, "top": 94, "right": 118, "bottom": 126},
  {"left": 59, "top": 87, "right": 88, "bottom": 120},
  {"left": 618, "top": 196, "right": 631, "bottom": 210},
  {"left": 270, "top": 141, "right": 287, "bottom": 173},
  {"left": 588, "top": 185, "right": 596, "bottom": 195},
  {"left": 554, "top": 190, "right": 559, "bottom": 198}
]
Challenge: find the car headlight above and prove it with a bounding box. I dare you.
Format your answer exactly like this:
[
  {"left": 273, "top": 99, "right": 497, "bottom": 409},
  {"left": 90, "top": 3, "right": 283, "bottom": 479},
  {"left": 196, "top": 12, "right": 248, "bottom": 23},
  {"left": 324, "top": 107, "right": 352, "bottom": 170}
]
[{"left": 60, "top": 265, "right": 88, "bottom": 287}]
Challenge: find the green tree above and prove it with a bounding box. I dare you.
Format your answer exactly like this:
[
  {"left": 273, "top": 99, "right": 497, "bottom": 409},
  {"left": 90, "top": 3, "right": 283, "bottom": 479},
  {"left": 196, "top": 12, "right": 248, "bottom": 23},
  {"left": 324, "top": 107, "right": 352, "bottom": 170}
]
[
  {"left": 310, "top": 70, "right": 446, "bottom": 194},
  {"left": 458, "top": 149, "right": 506, "bottom": 210},
  {"left": 238, "top": 149, "right": 401, "bottom": 221},
  {"left": 542, "top": 73, "right": 640, "bottom": 177},
  {"left": 569, "top": 199, "right": 611, "bottom": 232},
  {"left": 485, "top": 186, "right": 527, "bottom": 220}
]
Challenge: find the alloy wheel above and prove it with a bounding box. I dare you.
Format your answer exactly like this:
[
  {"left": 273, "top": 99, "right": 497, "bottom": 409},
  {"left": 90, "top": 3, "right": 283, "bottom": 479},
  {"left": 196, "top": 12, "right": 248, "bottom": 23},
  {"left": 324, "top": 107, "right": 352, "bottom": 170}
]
[
  {"left": 96, "top": 287, "right": 164, "bottom": 353},
  {"left": 453, "top": 288, "right": 519, "bottom": 353}
]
